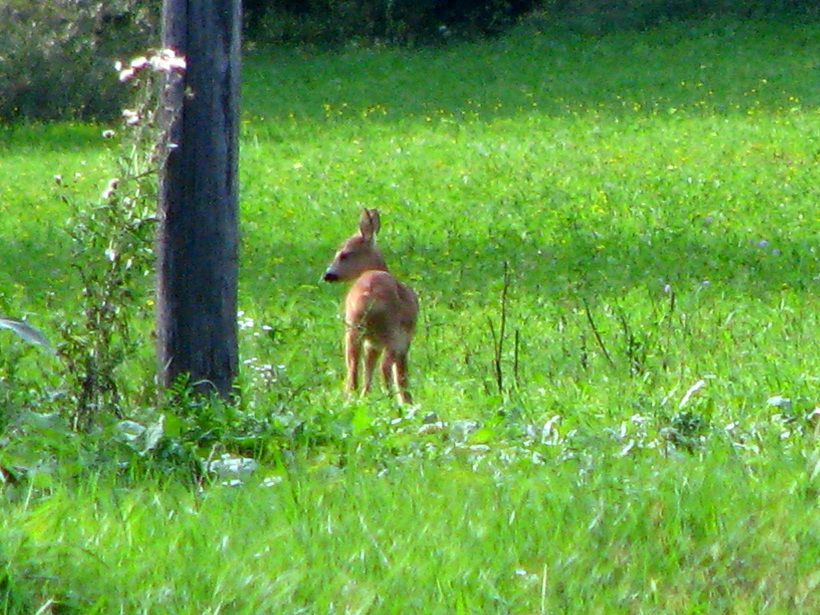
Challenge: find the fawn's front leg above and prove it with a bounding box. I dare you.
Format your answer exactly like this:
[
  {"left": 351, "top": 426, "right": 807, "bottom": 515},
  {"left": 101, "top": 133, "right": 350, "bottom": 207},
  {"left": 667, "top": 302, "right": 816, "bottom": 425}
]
[{"left": 345, "top": 327, "right": 360, "bottom": 395}]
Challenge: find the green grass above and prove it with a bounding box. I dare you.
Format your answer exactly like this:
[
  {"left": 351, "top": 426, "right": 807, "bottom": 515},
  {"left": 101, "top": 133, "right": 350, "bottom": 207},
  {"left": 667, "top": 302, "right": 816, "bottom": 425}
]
[
  {"left": 1, "top": 17, "right": 819, "bottom": 613},
  {"left": 2, "top": 448, "right": 817, "bottom": 612}
]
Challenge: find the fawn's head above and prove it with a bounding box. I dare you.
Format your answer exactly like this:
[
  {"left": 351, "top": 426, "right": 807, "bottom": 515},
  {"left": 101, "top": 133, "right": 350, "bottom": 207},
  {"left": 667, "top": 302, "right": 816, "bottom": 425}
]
[{"left": 323, "top": 208, "right": 387, "bottom": 283}]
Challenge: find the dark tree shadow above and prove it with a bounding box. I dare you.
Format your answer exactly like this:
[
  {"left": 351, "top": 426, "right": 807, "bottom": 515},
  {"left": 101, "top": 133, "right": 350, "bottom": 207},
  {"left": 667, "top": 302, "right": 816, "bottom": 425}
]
[
  {"left": 3, "top": 19, "right": 817, "bottom": 311},
  {"left": 236, "top": 19, "right": 818, "bottom": 306},
  {"left": 241, "top": 228, "right": 814, "bottom": 308},
  {"left": 243, "top": 18, "right": 819, "bottom": 125}
]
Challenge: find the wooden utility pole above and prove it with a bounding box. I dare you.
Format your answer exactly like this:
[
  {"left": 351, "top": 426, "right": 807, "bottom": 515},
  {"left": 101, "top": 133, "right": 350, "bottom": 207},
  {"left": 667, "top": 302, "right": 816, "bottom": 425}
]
[{"left": 158, "top": 0, "right": 241, "bottom": 397}]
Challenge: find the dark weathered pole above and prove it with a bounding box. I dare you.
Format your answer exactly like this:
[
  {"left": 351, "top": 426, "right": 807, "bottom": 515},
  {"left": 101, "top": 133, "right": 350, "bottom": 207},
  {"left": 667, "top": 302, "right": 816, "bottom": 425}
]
[{"left": 158, "top": 0, "right": 241, "bottom": 397}]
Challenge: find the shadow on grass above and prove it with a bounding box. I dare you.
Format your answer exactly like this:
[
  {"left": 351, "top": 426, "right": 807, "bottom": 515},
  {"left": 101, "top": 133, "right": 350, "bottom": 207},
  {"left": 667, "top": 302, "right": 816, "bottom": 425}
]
[
  {"left": 244, "top": 18, "right": 819, "bottom": 125},
  {"left": 0, "top": 237, "right": 79, "bottom": 311},
  {"left": 2, "top": 222, "right": 812, "bottom": 314},
  {"left": 0, "top": 123, "right": 107, "bottom": 154},
  {"left": 243, "top": 229, "right": 814, "bottom": 305},
  {"left": 3, "top": 18, "right": 817, "bottom": 310}
]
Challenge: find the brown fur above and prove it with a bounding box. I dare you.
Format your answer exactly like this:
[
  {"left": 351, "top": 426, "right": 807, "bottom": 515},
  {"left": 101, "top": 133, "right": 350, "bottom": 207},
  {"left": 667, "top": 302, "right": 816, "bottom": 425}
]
[{"left": 323, "top": 209, "right": 418, "bottom": 404}]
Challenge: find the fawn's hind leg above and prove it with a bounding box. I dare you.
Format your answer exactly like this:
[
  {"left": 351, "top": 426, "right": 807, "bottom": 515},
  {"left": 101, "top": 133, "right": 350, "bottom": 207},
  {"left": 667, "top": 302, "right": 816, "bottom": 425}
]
[
  {"left": 393, "top": 352, "right": 412, "bottom": 405},
  {"left": 362, "top": 342, "right": 381, "bottom": 395},
  {"left": 381, "top": 351, "right": 394, "bottom": 393}
]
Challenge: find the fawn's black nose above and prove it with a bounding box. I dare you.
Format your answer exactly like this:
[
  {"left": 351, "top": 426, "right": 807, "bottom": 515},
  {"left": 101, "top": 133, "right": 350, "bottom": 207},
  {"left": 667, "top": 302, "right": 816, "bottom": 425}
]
[{"left": 323, "top": 271, "right": 339, "bottom": 282}]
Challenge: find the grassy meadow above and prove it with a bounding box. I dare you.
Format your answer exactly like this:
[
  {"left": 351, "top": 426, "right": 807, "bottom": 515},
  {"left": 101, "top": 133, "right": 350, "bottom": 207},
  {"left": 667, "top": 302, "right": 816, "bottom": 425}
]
[{"left": 1, "top": 16, "right": 819, "bottom": 612}]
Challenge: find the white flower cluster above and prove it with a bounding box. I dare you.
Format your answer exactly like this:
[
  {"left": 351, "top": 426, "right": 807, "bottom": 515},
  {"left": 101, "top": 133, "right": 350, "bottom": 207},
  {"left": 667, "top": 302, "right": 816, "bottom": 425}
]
[{"left": 115, "top": 48, "right": 186, "bottom": 83}]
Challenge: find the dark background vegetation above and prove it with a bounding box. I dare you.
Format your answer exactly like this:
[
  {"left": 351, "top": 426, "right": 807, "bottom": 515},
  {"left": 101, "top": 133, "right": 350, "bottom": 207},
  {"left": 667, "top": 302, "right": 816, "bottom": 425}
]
[
  {"left": 0, "top": 0, "right": 159, "bottom": 120},
  {"left": 244, "top": 0, "right": 817, "bottom": 45},
  {"left": 0, "top": 0, "right": 817, "bottom": 120}
]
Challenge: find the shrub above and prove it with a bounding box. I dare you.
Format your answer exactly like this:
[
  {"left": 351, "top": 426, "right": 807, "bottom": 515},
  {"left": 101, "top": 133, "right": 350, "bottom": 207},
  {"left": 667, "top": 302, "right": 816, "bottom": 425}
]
[
  {"left": 544, "top": 0, "right": 819, "bottom": 32},
  {"left": 0, "top": 0, "right": 159, "bottom": 121},
  {"left": 246, "top": 0, "right": 819, "bottom": 45},
  {"left": 54, "top": 48, "right": 182, "bottom": 429},
  {"left": 248, "top": 0, "right": 539, "bottom": 46}
]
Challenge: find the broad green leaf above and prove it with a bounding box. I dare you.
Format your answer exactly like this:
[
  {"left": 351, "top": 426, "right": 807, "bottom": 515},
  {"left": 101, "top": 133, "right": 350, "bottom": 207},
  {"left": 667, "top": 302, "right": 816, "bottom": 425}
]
[{"left": 0, "top": 317, "right": 53, "bottom": 351}]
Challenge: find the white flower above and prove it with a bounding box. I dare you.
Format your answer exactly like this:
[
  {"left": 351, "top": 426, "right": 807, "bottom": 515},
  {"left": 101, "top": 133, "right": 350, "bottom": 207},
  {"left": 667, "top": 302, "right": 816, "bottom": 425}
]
[
  {"left": 130, "top": 56, "right": 149, "bottom": 70},
  {"left": 767, "top": 396, "right": 792, "bottom": 410},
  {"left": 102, "top": 178, "right": 119, "bottom": 200},
  {"left": 118, "top": 68, "right": 136, "bottom": 83},
  {"left": 151, "top": 49, "right": 187, "bottom": 74},
  {"left": 207, "top": 454, "right": 258, "bottom": 478},
  {"left": 122, "top": 109, "right": 140, "bottom": 126}
]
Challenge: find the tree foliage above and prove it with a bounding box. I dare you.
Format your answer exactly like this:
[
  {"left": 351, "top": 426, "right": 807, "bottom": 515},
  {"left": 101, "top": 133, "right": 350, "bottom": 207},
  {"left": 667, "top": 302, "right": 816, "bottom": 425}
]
[
  {"left": 246, "top": 0, "right": 540, "bottom": 45},
  {"left": 546, "top": 0, "right": 818, "bottom": 32},
  {"left": 245, "top": 0, "right": 817, "bottom": 46},
  {"left": 0, "top": 0, "right": 159, "bottom": 121}
]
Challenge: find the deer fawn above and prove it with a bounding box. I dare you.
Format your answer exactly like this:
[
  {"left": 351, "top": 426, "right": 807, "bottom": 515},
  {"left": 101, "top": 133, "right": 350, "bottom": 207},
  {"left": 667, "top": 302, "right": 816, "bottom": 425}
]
[{"left": 323, "top": 209, "right": 418, "bottom": 404}]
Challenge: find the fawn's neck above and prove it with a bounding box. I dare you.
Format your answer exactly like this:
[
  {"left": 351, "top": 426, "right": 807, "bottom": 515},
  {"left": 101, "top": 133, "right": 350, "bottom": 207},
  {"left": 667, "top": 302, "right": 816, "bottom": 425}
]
[{"left": 365, "top": 251, "right": 389, "bottom": 273}]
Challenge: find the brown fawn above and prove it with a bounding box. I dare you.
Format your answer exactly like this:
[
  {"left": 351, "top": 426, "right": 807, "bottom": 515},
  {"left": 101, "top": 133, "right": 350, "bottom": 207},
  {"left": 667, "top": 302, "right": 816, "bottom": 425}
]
[{"left": 323, "top": 209, "right": 418, "bottom": 404}]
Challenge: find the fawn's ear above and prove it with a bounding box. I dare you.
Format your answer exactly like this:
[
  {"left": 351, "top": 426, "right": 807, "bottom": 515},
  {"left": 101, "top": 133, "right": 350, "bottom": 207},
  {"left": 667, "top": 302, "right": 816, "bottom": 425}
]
[{"left": 359, "top": 208, "right": 381, "bottom": 241}]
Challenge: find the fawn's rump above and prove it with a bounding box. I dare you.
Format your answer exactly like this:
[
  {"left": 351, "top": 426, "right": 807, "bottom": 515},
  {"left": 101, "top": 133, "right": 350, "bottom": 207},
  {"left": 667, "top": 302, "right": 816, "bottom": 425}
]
[{"left": 346, "top": 271, "right": 416, "bottom": 351}]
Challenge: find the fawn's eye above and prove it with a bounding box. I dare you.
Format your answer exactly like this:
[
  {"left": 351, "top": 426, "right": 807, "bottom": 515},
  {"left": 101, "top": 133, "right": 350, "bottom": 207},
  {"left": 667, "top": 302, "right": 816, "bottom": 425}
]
[{"left": 339, "top": 252, "right": 350, "bottom": 261}]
